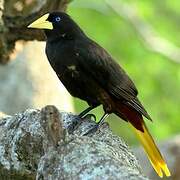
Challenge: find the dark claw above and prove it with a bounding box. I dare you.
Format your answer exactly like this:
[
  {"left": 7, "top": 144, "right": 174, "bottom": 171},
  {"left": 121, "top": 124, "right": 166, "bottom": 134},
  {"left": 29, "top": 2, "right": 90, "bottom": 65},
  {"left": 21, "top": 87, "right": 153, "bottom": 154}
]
[
  {"left": 78, "top": 106, "right": 95, "bottom": 118},
  {"left": 83, "top": 113, "right": 109, "bottom": 135},
  {"left": 83, "top": 123, "right": 99, "bottom": 135},
  {"left": 83, "top": 113, "right": 96, "bottom": 121}
]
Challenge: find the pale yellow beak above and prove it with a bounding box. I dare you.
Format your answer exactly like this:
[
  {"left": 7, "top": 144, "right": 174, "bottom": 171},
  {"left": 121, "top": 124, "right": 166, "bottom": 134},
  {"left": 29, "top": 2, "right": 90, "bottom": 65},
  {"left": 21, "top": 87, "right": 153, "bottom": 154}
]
[{"left": 28, "top": 13, "right": 53, "bottom": 30}]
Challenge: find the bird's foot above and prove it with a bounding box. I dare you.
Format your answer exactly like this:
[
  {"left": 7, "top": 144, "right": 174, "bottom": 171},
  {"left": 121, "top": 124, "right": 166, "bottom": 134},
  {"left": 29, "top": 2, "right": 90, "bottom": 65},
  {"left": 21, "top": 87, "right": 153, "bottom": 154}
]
[
  {"left": 78, "top": 106, "right": 95, "bottom": 118},
  {"left": 80, "top": 113, "right": 96, "bottom": 121},
  {"left": 83, "top": 118, "right": 106, "bottom": 135},
  {"left": 83, "top": 123, "right": 100, "bottom": 135},
  {"left": 83, "top": 112, "right": 109, "bottom": 135}
]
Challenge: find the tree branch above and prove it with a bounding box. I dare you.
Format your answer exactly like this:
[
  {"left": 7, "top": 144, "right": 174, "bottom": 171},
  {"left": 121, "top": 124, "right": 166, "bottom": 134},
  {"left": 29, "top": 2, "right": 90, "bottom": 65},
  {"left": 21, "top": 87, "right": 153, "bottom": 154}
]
[
  {"left": 105, "top": 0, "right": 180, "bottom": 63},
  {"left": 0, "top": 0, "right": 70, "bottom": 64}
]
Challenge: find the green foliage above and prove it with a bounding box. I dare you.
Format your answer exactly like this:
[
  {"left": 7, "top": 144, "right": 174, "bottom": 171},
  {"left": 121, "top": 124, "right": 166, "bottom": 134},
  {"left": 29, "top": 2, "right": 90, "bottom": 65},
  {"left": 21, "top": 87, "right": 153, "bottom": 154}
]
[{"left": 68, "top": 0, "right": 180, "bottom": 144}]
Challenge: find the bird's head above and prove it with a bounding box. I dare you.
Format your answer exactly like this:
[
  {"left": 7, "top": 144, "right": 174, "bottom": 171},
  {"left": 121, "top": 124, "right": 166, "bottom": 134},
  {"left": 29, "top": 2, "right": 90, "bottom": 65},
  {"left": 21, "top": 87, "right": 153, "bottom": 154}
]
[{"left": 28, "top": 12, "right": 84, "bottom": 40}]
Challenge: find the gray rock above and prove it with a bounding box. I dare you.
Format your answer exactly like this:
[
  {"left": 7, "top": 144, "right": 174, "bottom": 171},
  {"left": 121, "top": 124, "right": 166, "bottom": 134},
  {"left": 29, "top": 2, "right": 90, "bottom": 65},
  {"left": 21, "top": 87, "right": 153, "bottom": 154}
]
[{"left": 0, "top": 105, "right": 148, "bottom": 180}]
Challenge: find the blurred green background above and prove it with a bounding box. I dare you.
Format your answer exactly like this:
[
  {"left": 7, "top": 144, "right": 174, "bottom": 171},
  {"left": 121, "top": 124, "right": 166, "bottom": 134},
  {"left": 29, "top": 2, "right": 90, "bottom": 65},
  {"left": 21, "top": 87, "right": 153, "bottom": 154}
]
[{"left": 67, "top": 0, "right": 180, "bottom": 144}]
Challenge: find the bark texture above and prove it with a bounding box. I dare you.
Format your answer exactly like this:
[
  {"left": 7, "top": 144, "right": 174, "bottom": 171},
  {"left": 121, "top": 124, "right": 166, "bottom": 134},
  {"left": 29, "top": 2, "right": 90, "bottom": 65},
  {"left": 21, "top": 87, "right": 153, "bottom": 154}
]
[
  {"left": 0, "top": 0, "right": 70, "bottom": 63},
  {"left": 0, "top": 105, "right": 148, "bottom": 180},
  {"left": 0, "top": 0, "right": 74, "bottom": 115}
]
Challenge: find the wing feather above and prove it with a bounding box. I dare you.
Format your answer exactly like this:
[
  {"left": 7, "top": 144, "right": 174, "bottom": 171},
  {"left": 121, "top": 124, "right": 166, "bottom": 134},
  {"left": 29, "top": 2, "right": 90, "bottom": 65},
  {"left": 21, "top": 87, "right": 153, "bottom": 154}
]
[{"left": 76, "top": 39, "right": 151, "bottom": 120}]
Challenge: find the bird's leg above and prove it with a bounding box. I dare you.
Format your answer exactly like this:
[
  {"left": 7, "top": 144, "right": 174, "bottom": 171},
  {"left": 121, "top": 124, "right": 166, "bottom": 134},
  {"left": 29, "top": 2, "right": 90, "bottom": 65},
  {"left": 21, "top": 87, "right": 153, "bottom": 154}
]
[
  {"left": 81, "top": 114, "right": 97, "bottom": 121},
  {"left": 84, "top": 112, "right": 109, "bottom": 135},
  {"left": 78, "top": 106, "right": 96, "bottom": 118},
  {"left": 97, "top": 113, "right": 109, "bottom": 125}
]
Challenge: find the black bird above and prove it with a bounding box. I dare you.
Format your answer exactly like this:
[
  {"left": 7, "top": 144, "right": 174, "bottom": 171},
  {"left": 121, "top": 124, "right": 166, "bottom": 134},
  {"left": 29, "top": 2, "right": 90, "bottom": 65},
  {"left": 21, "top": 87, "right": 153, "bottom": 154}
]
[{"left": 28, "top": 12, "right": 170, "bottom": 177}]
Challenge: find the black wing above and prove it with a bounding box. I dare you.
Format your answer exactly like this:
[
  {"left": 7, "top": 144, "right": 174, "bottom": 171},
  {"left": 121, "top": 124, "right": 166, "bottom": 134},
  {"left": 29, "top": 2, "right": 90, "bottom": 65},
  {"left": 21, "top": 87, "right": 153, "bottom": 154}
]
[{"left": 76, "top": 39, "right": 151, "bottom": 120}]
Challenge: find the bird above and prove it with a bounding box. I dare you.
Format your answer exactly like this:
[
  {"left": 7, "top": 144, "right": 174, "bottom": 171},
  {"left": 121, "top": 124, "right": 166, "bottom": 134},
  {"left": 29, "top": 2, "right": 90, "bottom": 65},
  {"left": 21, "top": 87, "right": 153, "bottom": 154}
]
[{"left": 28, "top": 12, "right": 170, "bottom": 177}]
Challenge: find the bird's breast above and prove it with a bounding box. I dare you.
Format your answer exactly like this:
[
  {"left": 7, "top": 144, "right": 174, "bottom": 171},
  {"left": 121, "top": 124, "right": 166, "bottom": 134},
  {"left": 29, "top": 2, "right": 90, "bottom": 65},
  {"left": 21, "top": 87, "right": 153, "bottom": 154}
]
[
  {"left": 46, "top": 41, "right": 79, "bottom": 75},
  {"left": 45, "top": 40, "right": 101, "bottom": 105}
]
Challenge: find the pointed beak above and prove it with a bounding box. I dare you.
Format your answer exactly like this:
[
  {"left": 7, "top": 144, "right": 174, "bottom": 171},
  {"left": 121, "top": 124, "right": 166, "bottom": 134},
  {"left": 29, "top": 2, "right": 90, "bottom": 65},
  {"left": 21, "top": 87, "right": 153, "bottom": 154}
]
[{"left": 28, "top": 13, "right": 53, "bottom": 30}]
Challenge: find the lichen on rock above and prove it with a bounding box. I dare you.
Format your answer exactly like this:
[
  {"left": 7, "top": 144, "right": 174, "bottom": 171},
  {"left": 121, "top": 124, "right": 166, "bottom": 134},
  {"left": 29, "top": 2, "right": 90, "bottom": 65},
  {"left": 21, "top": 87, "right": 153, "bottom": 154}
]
[{"left": 0, "top": 105, "right": 148, "bottom": 179}]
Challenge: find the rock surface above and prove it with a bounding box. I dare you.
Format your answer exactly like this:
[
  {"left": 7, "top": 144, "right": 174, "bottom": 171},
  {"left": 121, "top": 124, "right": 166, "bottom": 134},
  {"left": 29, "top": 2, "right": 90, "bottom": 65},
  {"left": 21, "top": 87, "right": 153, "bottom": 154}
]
[{"left": 0, "top": 105, "right": 148, "bottom": 180}]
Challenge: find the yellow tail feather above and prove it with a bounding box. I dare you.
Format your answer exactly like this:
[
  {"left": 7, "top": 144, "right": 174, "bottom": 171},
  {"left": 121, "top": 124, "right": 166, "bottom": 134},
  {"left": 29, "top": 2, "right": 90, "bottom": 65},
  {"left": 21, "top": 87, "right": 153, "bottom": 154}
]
[{"left": 129, "top": 120, "right": 171, "bottom": 178}]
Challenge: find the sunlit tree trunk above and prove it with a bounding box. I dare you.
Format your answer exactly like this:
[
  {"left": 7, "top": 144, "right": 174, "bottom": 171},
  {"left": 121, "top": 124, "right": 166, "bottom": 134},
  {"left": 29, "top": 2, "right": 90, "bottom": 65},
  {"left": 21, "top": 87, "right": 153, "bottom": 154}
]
[{"left": 0, "top": 0, "right": 74, "bottom": 114}]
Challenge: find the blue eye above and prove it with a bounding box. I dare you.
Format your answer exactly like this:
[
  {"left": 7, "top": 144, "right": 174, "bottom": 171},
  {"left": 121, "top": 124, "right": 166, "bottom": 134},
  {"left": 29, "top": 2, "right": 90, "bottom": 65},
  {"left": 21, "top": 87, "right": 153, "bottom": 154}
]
[{"left": 55, "top": 16, "right": 61, "bottom": 22}]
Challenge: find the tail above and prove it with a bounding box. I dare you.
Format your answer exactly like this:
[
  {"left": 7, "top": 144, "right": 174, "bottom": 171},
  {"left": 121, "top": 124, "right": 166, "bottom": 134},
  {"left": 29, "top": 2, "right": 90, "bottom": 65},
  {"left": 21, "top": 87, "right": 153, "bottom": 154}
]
[
  {"left": 129, "top": 119, "right": 171, "bottom": 178},
  {"left": 115, "top": 103, "right": 171, "bottom": 177}
]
